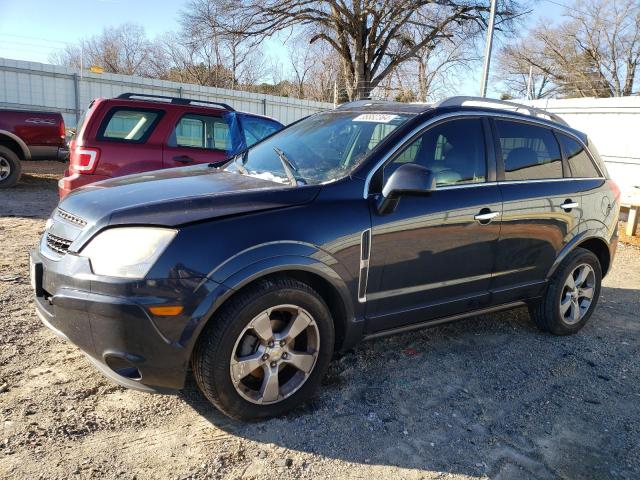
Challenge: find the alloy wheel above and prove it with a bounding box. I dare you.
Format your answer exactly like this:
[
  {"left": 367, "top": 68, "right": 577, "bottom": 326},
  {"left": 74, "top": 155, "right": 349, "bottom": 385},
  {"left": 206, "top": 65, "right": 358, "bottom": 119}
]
[
  {"left": 0, "top": 157, "right": 11, "bottom": 180},
  {"left": 560, "top": 263, "right": 596, "bottom": 325},
  {"left": 230, "top": 304, "right": 320, "bottom": 404}
]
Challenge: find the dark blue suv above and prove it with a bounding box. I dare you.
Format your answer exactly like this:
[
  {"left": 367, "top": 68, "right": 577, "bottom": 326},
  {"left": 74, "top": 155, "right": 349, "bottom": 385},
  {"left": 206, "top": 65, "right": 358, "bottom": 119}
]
[{"left": 30, "top": 97, "right": 620, "bottom": 420}]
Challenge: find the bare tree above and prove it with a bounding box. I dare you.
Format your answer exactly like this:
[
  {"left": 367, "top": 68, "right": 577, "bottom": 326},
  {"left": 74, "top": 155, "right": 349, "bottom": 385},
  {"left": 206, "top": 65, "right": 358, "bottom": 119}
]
[
  {"left": 200, "top": 0, "right": 519, "bottom": 100},
  {"left": 498, "top": 0, "right": 640, "bottom": 98},
  {"left": 181, "top": 0, "right": 265, "bottom": 89},
  {"left": 496, "top": 41, "right": 559, "bottom": 99},
  {"left": 51, "top": 24, "right": 154, "bottom": 76}
]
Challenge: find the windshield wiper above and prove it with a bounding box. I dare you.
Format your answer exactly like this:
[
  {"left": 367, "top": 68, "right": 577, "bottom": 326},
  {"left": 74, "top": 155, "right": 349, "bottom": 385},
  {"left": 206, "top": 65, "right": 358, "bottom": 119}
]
[{"left": 273, "top": 147, "right": 299, "bottom": 187}]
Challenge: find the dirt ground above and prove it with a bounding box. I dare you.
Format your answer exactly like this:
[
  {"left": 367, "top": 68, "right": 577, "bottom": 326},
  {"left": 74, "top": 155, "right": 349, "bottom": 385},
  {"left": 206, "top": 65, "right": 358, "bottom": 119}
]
[{"left": 1, "top": 162, "right": 639, "bottom": 480}]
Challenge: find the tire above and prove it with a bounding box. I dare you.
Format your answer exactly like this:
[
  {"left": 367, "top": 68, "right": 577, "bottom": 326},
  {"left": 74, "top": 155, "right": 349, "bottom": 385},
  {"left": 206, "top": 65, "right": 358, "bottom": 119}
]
[
  {"left": 529, "top": 247, "right": 602, "bottom": 335},
  {"left": 192, "top": 276, "right": 335, "bottom": 420},
  {"left": 0, "top": 146, "right": 22, "bottom": 188}
]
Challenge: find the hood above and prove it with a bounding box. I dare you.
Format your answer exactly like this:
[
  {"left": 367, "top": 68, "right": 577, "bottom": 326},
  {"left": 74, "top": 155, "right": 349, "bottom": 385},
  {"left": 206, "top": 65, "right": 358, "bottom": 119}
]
[{"left": 58, "top": 165, "right": 321, "bottom": 247}]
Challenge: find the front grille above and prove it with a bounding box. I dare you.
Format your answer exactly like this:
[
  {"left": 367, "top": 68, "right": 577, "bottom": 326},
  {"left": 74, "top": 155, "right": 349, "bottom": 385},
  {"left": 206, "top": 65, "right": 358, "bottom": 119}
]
[
  {"left": 46, "top": 232, "right": 73, "bottom": 255},
  {"left": 57, "top": 208, "right": 87, "bottom": 227}
]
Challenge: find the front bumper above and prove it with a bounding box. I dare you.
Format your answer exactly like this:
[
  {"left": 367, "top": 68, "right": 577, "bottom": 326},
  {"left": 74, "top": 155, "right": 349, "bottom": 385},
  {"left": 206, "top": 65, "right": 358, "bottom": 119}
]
[{"left": 29, "top": 247, "right": 227, "bottom": 392}]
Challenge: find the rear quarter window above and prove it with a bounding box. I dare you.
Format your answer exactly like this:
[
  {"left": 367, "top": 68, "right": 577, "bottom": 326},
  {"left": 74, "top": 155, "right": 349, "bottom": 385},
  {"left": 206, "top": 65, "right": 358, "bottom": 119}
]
[
  {"left": 558, "top": 133, "right": 601, "bottom": 178},
  {"left": 98, "top": 108, "right": 162, "bottom": 143}
]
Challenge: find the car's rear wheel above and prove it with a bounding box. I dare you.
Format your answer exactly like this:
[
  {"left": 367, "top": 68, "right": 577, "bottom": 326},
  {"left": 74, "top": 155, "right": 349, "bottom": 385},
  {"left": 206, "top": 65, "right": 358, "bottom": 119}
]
[
  {"left": 0, "top": 146, "right": 22, "bottom": 188},
  {"left": 192, "top": 277, "right": 334, "bottom": 420},
  {"left": 529, "top": 247, "right": 602, "bottom": 335}
]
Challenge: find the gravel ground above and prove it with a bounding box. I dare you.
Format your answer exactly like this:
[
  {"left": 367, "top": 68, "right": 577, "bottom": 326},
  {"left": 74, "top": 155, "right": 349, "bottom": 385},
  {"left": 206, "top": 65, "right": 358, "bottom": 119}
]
[{"left": 1, "top": 163, "right": 639, "bottom": 480}]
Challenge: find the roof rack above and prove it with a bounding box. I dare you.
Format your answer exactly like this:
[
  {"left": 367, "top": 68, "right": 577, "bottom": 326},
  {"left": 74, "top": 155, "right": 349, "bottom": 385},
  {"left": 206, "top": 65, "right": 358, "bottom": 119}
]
[
  {"left": 434, "top": 96, "right": 568, "bottom": 127},
  {"left": 117, "top": 92, "right": 235, "bottom": 111},
  {"left": 336, "top": 98, "right": 387, "bottom": 109}
]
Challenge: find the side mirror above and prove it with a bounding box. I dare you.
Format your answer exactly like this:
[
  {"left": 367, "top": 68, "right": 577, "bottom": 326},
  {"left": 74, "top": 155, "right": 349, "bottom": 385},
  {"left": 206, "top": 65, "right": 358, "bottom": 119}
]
[{"left": 377, "top": 163, "right": 436, "bottom": 214}]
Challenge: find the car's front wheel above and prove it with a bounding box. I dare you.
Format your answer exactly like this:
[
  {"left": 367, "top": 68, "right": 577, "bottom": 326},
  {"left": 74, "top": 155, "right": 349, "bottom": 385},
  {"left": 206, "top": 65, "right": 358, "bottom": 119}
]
[
  {"left": 529, "top": 247, "right": 602, "bottom": 335},
  {"left": 192, "top": 276, "right": 335, "bottom": 420}
]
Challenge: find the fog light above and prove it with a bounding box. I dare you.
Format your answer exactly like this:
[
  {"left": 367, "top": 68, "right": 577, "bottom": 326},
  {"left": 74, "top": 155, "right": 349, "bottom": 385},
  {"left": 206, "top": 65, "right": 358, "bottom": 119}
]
[{"left": 104, "top": 355, "right": 142, "bottom": 380}]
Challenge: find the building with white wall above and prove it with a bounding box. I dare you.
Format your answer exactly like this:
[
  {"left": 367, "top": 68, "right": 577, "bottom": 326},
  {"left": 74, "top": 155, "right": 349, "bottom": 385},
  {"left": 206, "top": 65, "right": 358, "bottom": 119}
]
[{"left": 527, "top": 97, "right": 640, "bottom": 200}]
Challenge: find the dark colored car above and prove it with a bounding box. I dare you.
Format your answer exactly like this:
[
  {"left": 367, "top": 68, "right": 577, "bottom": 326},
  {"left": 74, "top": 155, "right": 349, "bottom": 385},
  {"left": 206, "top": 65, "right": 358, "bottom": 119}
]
[
  {"left": 59, "top": 93, "right": 283, "bottom": 198},
  {"left": 0, "top": 109, "right": 68, "bottom": 187},
  {"left": 30, "top": 96, "right": 620, "bottom": 420}
]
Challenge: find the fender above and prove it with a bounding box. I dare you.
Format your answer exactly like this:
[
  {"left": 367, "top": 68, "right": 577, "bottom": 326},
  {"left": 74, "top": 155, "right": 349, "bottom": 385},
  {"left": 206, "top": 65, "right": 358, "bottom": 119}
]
[
  {"left": 206, "top": 240, "right": 355, "bottom": 286},
  {"left": 183, "top": 251, "right": 363, "bottom": 356},
  {"left": 221, "top": 254, "right": 355, "bottom": 319},
  {"left": 0, "top": 129, "right": 31, "bottom": 159},
  {"left": 546, "top": 226, "right": 610, "bottom": 279}
]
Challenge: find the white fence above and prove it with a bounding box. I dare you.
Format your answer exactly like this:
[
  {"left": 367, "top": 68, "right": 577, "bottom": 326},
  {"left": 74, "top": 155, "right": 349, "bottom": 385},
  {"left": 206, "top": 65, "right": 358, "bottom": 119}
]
[
  {"left": 527, "top": 97, "right": 640, "bottom": 200},
  {"left": 0, "top": 58, "right": 333, "bottom": 127}
]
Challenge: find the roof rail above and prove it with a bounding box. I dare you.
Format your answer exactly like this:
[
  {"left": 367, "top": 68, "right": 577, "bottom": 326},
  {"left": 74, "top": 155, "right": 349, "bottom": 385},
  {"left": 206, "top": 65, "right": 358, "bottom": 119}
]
[
  {"left": 117, "top": 92, "right": 235, "bottom": 111},
  {"left": 434, "top": 96, "right": 568, "bottom": 127},
  {"left": 336, "top": 98, "right": 385, "bottom": 109}
]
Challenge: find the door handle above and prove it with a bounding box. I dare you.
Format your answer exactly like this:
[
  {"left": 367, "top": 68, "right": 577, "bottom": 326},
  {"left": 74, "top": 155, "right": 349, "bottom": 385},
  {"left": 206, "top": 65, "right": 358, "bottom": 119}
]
[
  {"left": 474, "top": 209, "right": 500, "bottom": 223},
  {"left": 173, "top": 155, "right": 194, "bottom": 163},
  {"left": 561, "top": 200, "right": 579, "bottom": 211}
]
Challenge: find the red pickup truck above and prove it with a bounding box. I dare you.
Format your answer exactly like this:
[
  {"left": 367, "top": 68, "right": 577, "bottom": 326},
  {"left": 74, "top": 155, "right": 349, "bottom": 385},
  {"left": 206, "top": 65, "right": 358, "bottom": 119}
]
[{"left": 0, "top": 110, "right": 68, "bottom": 187}]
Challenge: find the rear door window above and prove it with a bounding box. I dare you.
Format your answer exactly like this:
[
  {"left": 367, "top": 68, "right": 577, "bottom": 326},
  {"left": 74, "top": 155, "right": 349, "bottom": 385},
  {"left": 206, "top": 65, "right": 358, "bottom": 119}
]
[
  {"left": 558, "top": 133, "right": 601, "bottom": 178},
  {"left": 495, "top": 120, "right": 562, "bottom": 181},
  {"left": 170, "top": 114, "right": 230, "bottom": 151},
  {"left": 240, "top": 115, "right": 282, "bottom": 147},
  {"left": 99, "top": 108, "right": 161, "bottom": 142}
]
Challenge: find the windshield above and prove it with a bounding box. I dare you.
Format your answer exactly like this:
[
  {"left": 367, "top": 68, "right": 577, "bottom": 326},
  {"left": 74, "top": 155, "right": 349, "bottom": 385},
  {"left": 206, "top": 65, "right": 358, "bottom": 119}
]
[{"left": 224, "top": 111, "right": 414, "bottom": 185}]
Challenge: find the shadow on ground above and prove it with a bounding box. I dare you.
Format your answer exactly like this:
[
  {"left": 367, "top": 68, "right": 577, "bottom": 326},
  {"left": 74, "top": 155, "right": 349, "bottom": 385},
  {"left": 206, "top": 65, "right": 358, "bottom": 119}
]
[
  {"left": 181, "top": 286, "right": 640, "bottom": 479},
  {"left": 0, "top": 174, "right": 60, "bottom": 219}
]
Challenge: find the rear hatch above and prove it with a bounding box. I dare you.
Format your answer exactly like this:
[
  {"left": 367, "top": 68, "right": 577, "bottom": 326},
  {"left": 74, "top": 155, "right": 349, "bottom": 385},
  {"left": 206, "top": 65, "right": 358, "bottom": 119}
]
[{"left": 67, "top": 99, "right": 101, "bottom": 175}]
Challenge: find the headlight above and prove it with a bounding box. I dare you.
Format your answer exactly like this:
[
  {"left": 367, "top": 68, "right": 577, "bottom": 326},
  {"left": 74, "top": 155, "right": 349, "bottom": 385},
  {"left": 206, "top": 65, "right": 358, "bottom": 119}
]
[{"left": 80, "top": 227, "right": 177, "bottom": 279}]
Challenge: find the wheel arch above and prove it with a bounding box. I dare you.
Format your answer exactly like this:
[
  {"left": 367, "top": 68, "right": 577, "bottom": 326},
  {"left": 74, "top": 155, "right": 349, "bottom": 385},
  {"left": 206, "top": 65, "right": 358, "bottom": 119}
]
[
  {"left": 191, "top": 256, "right": 361, "bottom": 356},
  {"left": 548, "top": 232, "right": 612, "bottom": 279},
  {"left": 576, "top": 237, "right": 611, "bottom": 277},
  {"left": 0, "top": 130, "right": 31, "bottom": 160}
]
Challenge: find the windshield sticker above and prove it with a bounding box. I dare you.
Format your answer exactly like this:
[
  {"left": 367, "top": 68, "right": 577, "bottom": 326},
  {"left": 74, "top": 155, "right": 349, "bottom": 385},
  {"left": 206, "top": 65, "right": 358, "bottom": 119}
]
[{"left": 352, "top": 113, "right": 399, "bottom": 123}]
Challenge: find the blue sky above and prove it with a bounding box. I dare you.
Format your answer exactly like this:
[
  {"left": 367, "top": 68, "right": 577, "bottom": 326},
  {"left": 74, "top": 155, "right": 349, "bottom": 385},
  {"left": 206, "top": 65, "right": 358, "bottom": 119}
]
[{"left": 0, "top": 0, "right": 564, "bottom": 97}]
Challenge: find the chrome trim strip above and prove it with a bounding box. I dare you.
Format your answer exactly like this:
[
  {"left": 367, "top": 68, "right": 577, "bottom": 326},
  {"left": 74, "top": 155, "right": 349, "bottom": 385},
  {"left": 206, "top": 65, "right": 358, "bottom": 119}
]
[
  {"left": 497, "top": 177, "right": 605, "bottom": 185},
  {"left": 357, "top": 229, "right": 372, "bottom": 303},
  {"left": 366, "top": 266, "right": 534, "bottom": 302},
  {"left": 437, "top": 181, "right": 497, "bottom": 191},
  {"left": 363, "top": 110, "right": 602, "bottom": 198}
]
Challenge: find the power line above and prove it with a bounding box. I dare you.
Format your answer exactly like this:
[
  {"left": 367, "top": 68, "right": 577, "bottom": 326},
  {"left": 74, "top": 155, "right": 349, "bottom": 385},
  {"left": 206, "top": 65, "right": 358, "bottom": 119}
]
[
  {"left": 538, "top": 0, "right": 598, "bottom": 18},
  {"left": 0, "top": 33, "right": 70, "bottom": 45},
  {"left": 0, "top": 40, "right": 62, "bottom": 50}
]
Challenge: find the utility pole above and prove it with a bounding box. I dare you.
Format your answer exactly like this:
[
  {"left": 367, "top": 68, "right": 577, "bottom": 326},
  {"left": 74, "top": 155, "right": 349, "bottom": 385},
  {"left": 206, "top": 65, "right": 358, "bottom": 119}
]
[
  {"left": 479, "top": 0, "right": 497, "bottom": 97},
  {"left": 526, "top": 65, "right": 534, "bottom": 100}
]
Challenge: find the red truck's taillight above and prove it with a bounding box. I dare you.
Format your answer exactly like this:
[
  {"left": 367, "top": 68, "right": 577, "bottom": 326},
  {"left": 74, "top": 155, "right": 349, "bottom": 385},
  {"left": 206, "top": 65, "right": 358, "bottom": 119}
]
[
  {"left": 70, "top": 146, "right": 100, "bottom": 174},
  {"left": 59, "top": 119, "right": 66, "bottom": 141}
]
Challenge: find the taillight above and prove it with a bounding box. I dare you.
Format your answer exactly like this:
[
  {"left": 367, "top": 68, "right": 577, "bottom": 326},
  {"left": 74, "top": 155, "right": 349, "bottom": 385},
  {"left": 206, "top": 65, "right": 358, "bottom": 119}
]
[
  {"left": 59, "top": 119, "right": 66, "bottom": 141},
  {"left": 608, "top": 179, "right": 621, "bottom": 201},
  {"left": 70, "top": 147, "right": 100, "bottom": 174}
]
